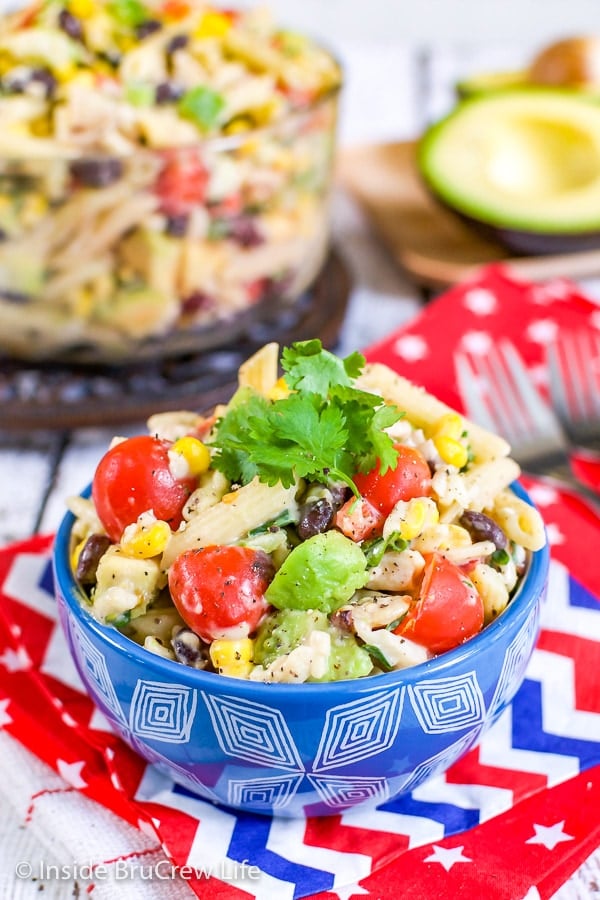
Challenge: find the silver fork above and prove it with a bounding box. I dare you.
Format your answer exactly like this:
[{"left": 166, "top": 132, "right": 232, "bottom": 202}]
[
  {"left": 546, "top": 331, "right": 600, "bottom": 453},
  {"left": 455, "top": 339, "right": 600, "bottom": 510}
]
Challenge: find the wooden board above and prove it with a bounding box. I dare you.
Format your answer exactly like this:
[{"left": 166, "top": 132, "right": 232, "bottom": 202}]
[{"left": 337, "top": 140, "right": 600, "bottom": 288}]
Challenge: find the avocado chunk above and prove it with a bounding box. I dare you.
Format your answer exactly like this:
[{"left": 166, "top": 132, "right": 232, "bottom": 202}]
[
  {"left": 265, "top": 530, "right": 369, "bottom": 613},
  {"left": 118, "top": 226, "right": 183, "bottom": 298},
  {"left": 93, "top": 284, "right": 179, "bottom": 338},
  {"left": 418, "top": 88, "right": 600, "bottom": 255},
  {"left": 254, "top": 608, "right": 373, "bottom": 682}
]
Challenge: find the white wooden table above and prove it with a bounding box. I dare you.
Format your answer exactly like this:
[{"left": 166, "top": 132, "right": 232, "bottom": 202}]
[{"left": 1, "top": 37, "right": 599, "bottom": 900}]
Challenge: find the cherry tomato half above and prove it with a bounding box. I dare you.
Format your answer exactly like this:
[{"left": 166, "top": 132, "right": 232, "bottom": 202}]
[
  {"left": 168, "top": 545, "right": 274, "bottom": 642},
  {"left": 353, "top": 445, "right": 432, "bottom": 519},
  {"left": 92, "top": 435, "right": 196, "bottom": 542},
  {"left": 395, "top": 552, "right": 484, "bottom": 654}
]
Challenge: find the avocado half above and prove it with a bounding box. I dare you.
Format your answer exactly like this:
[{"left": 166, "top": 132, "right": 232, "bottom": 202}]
[{"left": 418, "top": 88, "right": 600, "bottom": 255}]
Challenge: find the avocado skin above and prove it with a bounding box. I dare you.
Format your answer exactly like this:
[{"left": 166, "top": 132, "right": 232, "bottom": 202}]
[
  {"left": 418, "top": 88, "right": 600, "bottom": 257},
  {"left": 440, "top": 201, "right": 600, "bottom": 256}
]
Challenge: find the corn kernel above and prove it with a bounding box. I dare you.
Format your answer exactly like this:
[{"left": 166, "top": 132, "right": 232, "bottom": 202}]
[
  {"left": 224, "top": 116, "right": 253, "bottom": 135},
  {"left": 30, "top": 117, "right": 51, "bottom": 137},
  {"left": 73, "top": 287, "right": 93, "bottom": 317},
  {"left": 69, "top": 0, "right": 95, "bottom": 17},
  {"left": 267, "top": 376, "right": 290, "bottom": 401},
  {"left": 239, "top": 138, "right": 259, "bottom": 157},
  {"left": 221, "top": 490, "right": 239, "bottom": 504},
  {"left": 71, "top": 538, "right": 86, "bottom": 573},
  {"left": 121, "top": 520, "right": 171, "bottom": 559},
  {"left": 171, "top": 436, "right": 211, "bottom": 476},
  {"left": 434, "top": 435, "right": 469, "bottom": 469},
  {"left": 210, "top": 638, "right": 254, "bottom": 678},
  {"left": 195, "top": 11, "right": 232, "bottom": 39},
  {"left": 70, "top": 71, "right": 95, "bottom": 89},
  {"left": 433, "top": 412, "right": 464, "bottom": 440},
  {"left": 396, "top": 498, "right": 426, "bottom": 540},
  {"left": 55, "top": 64, "right": 79, "bottom": 82}
]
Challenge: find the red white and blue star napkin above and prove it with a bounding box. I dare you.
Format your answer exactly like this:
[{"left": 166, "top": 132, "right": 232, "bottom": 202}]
[{"left": 1, "top": 265, "right": 600, "bottom": 900}]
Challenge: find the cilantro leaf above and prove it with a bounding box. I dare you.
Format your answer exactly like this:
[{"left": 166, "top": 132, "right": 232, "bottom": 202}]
[
  {"left": 210, "top": 342, "right": 405, "bottom": 494},
  {"left": 246, "top": 396, "right": 350, "bottom": 486},
  {"left": 270, "top": 394, "right": 347, "bottom": 461},
  {"left": 281, "top": 340, "right": 364, "bottom": 396}
]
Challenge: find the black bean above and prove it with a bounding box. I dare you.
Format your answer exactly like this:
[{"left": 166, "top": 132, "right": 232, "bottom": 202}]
[
  {"left": 327, "top": 482, "right": 350, "bottom": 511},
  {"left": 58, "top": 9, "right": 84, "bottom": 42},
  {"left": 227, "top": 215, "right": 264, "bottom": 248},
  {"left": 171, "top": 627, "right": 206, "bottom": 667},
  {"left": 70, "top": 157, "right": 124, "bottom": 188},
  {"left": 30, "top": 68, "right": 57, "bottom": 99},
  {"left": 3, "top": 70, "right": 28, "bottom": 93},
  {"left": 166, "top": 34, "right": 188, "bottom": 56},
  {"left": 460, "top": 510, "right": 508, "bottom": 550},
  {"left": 330, "top": 608, "right": 354, "bottom": 632},
  {"left": 297, "top": 498, "right": 334, "bottom": 540},
  {"left": 0, "top": 229, "right": 7, "bottom": 242},
  {"left": 0, "top": 288, "right": 31, "bottom": 304},
  {"left": 155, "top": 80, "right": 184, "bottom": 104},
  {"left": 250, "top": 550, "right": 275, "bottom": 582},
  {"left": 135, "top": 19, "right": 162, "bottom": 40},
  {"left": 155, "top": 81, "right": 184, "bottom": 104},
  {"left": 75, "top": 534, "right": 112, "bottom": 584},
  {"left": 165, "top": 213, "right": 189, "bottom": 237}
]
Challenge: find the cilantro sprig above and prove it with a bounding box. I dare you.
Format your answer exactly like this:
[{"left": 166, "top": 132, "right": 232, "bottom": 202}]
[{"left": 210, "top": 340, "right": 403, "bottom": 495}]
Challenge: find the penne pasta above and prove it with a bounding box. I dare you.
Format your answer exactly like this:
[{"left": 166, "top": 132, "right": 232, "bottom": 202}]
[
  {"left": 358, "top": 363, "right": 511, "bottom": 463},
  {"left": 238, "top": 342, "right": 280, "bottom": 395},
  {"left": 161, "top": 477, "right": 301, "bottom": 569}
]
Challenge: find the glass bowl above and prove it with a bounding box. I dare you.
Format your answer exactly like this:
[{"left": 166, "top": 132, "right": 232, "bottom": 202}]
[{"left": 0, "top": 3, "right": 341, "bottom": 364}]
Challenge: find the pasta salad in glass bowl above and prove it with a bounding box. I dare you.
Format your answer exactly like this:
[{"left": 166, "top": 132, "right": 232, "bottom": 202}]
[
  {"left": 53, "top": 340, "right": 549, "bottom": 815},
  {"left": 0, "top": 2, "right": 341, "bottom": 362}
]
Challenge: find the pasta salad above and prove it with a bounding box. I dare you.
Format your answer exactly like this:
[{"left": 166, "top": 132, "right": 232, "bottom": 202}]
[
  {"left": 68, "top": 341, "right": 547, "bottom": 682},
  {"left": 0, "top": 2, "right": 341, "bottom": 361}
]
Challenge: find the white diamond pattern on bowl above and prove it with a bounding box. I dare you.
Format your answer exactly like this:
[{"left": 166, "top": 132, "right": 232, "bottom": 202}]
[
  {"left": 409, "top": 673, "right": 485, "bottom": 734},
  {"left": 490, "top": 606, "right": 540, "bottom": 715},
  {"left": 312, "top": 688, "right": 404, "bottom": 771},
  {"left": 227, "top": 773, "right": 304, "bottom": 810},
  {"left": 129, "top": 680, "right": 197, "bottom": 743},
  {"left": 400, "top": 731, "right": 479, "bottom": 793},
  {"left": 202, "top": 693, "right": 304, "bottom": 770},
  {"left": 307, "top": 774, "right": 390, "bottom": 809},
  {"left": 70, "top": 622, "right": 125, "bottom": 724}
]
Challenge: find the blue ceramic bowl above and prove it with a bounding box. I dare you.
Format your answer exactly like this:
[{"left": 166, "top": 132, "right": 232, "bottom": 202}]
[{"left": 53, "top": 483, "right": 549, "bottom": 818}]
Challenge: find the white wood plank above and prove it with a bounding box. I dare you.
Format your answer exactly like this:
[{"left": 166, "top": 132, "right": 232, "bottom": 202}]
[
  {"left": 0, "top": 435, "right": 61, "bottom": 544},
  {"left": 39, "top": 422, "right": 144, "bottom": 536}
]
